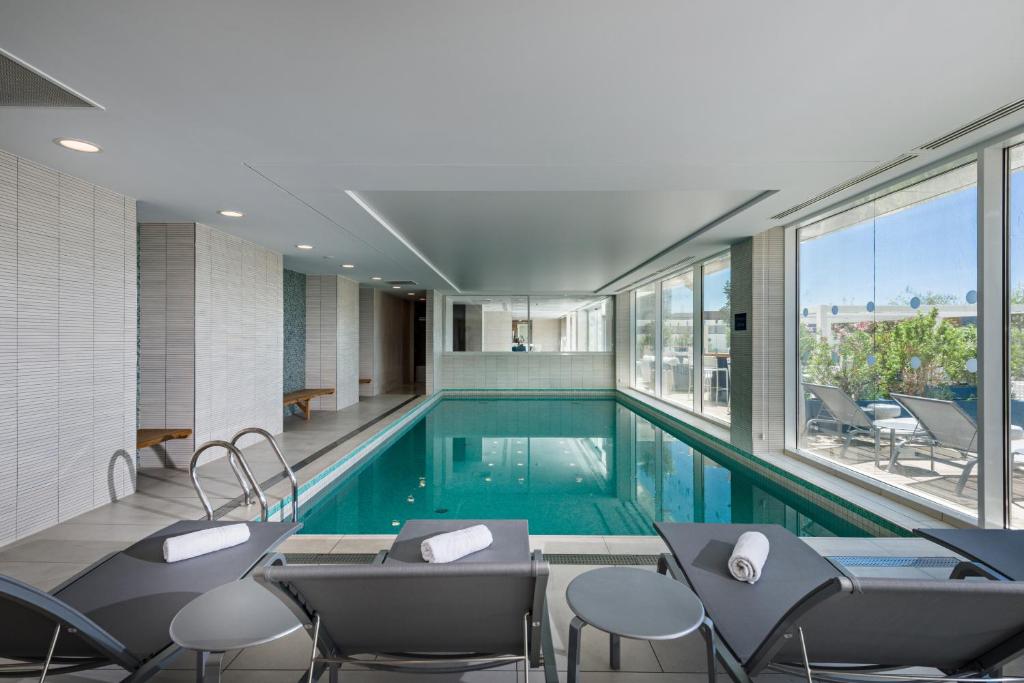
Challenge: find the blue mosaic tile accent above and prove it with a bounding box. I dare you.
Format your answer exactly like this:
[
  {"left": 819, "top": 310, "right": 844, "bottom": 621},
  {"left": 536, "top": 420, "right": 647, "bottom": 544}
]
[{"left": 283, "top": 269, "right": 306, "bottom": 401}]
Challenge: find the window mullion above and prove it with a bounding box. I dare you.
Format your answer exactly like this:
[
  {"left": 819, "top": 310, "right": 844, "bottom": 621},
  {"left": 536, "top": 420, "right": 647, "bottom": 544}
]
[{"left": 978, "top": 143, "right": 1009, "bottom": 527}]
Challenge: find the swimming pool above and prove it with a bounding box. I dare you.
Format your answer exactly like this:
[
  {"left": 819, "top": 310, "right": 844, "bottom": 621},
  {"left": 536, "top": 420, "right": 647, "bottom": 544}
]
[{"left": 299, "top": 397, "right": 873, "bottom": 536}]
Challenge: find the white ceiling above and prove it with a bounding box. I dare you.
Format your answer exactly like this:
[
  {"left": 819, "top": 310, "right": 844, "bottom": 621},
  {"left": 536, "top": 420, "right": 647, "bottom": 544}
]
[
  {"left": 359, "top": 190, "right": 759, "bottom": 291},
  {"left": 1, "top": 1, "right": 1024, "bottom": 293}
]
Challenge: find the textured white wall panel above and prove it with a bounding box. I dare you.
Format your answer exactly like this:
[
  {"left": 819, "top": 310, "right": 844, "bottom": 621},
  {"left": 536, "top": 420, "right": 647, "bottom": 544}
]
[{"left": 0, "top": 148, "right": 137, "bottom": 545}]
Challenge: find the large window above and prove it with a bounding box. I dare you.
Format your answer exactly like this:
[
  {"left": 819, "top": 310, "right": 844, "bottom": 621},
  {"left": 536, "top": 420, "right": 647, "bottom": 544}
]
[
  {"left": 1009, "top": 144, "right": 1024, "bottom": 526},
  {"left": 797, "top": 162, "right": 979, "bottom": 518},
  {"left": 630, "top": 253, "right": 731, "bottom": 423},
  {"left": 445, "top": 295, "right": 612, "bottom": 352},
  {"left": 662, "top": 272, "right": 694, "bottom": 410},
  {"left": 701, "top": 254, "right": 731, "bottom": 421},
  {"left": 634, "top": 284, "right": 657, "bottom": 391}
]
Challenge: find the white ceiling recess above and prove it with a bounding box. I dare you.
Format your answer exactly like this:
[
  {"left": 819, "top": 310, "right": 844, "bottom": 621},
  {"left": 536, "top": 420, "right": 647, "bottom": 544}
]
[{"left": 0, "top": 1, "right": 1022, "bottom": 292}]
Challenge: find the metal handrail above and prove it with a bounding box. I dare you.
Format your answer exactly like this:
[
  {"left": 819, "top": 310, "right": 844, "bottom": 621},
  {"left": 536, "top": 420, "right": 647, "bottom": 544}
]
[
  {"left": 189, "top": 440, "right": 269, "bottom": 522},
  {"left": 231, "top": 427, "right": 299, "bottom": 523}
]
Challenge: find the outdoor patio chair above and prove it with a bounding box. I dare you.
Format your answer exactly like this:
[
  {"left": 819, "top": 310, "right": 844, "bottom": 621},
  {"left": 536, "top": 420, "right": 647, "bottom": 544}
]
[
  {"left": 655, "top": 522, "right": 1024, "bottom": 683},
  {"left": 891, "top": 393, "right": 1024, "bottom": 494},
  {"left": 257, "top": 518, "right": 556, "bottom": 683},
  {"left": 0, "top": 520, "right": 299, "bottom": 681},
  {"left": 803, "top": 383, "right": 920, "bottom": 460}
]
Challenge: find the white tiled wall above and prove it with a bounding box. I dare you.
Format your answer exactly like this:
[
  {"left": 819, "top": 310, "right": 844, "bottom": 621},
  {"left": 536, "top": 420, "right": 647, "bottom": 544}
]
[
  {"left": 306, "top": 275, "right": 359, "bottom": 411},
  {"left": 438, "top": 352, "right": 615, "bottom": 390},
  {"left": 138, "top": 223, "right": 195, "bottom": 468},
  {"left": 139, "top": 223, "right": 282, "bottom": 467},
  {"left": 0, "top": 149, "right": 137, "bottom": 544},
  {"left": 194, "top": 224, "right": 283, "bottom": 454},
  {"left": 614, "top": 292, "right": 631, "bottom": 388},
  {"left": 358, "top": 287, "right": 375, "bottom": 397}
]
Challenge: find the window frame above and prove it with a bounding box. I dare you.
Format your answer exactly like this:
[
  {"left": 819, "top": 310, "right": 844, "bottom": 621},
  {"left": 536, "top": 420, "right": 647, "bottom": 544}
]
[
  {"left": 442, "top": 294, "right": 615, "bottom": 354},
  {"left": 627, "top": 249, "right": 731, "bottom": 426},
  {"left": 784, "top": 127, "right": 1024, "bottom": 528}
]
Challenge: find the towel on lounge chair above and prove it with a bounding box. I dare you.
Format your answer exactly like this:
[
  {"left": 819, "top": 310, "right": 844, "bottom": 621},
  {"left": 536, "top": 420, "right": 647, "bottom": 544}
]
[
  {"left": 421, "top": 524, "right": 494, "bottom": 563},
  {"left": 728, "top": 531, "right": 770, "bottom": 584},
  {"left": 163, "top": 523, "right": 251, "bottom": 563}
]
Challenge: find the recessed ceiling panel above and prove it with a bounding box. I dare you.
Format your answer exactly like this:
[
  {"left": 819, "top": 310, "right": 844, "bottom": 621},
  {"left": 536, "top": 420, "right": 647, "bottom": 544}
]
[{"left": 358, "top": 190, "right": 762, "bottom": 292}]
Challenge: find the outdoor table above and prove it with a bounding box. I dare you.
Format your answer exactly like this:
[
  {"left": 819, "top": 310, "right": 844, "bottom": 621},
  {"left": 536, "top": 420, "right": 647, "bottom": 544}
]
[
  {"left": 565, "top": 567, "right": 708, "bottom": 683},
  {"left": 170, "top": 578, "right": 303, "bottom": 682}
]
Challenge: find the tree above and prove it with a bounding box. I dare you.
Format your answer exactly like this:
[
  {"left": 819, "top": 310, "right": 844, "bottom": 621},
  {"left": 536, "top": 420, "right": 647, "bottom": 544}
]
[
  {"left": 873, "top": 308, "right": 975, "bottom": 398},
  {"left": 801, "top": 307, "right": 976, "bottom": 400},
  {"left": 802, "top": 324, "right": 880, "bottom": 399}
]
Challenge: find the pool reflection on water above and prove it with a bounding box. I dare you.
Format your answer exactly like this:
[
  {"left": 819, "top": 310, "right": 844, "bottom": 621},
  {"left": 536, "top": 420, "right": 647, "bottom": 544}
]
[{"left": 299, "top": 399, "right": 868, "bottom": 536}]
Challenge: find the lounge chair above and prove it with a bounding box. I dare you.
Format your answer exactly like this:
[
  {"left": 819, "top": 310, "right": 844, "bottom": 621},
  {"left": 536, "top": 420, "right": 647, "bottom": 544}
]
[
  {"left": 891, "top": 393, "right": 1024, "bottom": 493},
  {"left": 0, "top": 520, "right": 299, "bottom": 681},
  {"left": 803, "top": 383, "right": 920, "bottom": 462},
  {"left": 915, "top": 527, "right": 1024, "bottom": 581},
  {"left": 655, "top": 522, "right": 1024, "bottom": 683},
  {"left": 256, "top": 519, "right": 556, "bottom": 683}
]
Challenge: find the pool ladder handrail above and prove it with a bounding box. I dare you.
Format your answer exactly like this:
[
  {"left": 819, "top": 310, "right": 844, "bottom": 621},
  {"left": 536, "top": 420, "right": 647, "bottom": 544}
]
[
  {"left": 190, "top": 440, "right": 269, "bottom": 522},
  {"left": 230, "top": 427, "right": 299, "bottom": 523}
]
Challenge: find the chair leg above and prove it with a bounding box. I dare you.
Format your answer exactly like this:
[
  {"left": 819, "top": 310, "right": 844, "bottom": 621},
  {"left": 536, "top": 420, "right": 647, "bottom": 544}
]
[
  {"left": 956, "top": 459, "right": 978, "bottom": 496},
  {"left": 839, "top": 430, "right": 854, "bottom": 458},
  {"left": 610, "top": 633, "right": 621, "bottom": 670},
  {"left": 568, "top": 617, "right": 586, "bottom": 683}
]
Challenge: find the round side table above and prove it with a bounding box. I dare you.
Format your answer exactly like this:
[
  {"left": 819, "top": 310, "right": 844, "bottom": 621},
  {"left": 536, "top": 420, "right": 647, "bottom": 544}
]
[
  {"left": 565, "top": 567, "right": 709, "bottom": 683},
  {"left": 169, "top": 578, "right": 303, "bottom": 683}
]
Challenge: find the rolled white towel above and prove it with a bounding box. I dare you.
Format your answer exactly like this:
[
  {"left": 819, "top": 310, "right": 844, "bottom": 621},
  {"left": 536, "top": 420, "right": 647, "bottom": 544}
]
[
  {"left": 421, "top": 525, "right": 494, "bottom": 563},
  {"left": 163, "top": 524, "right": 251, "bottom": 563},
  {"left": 727, "top": 531, "right": 770, "bottom": 584}
]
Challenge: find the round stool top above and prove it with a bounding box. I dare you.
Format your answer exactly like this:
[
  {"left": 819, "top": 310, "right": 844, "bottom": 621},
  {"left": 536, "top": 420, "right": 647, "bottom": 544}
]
[
  {"left": 170, "top": 579, "right": 302, "bottom": 652},
  {"left": 565, "top": 567, "right": 704, "bottom": 640},
  {"left": 867, "top": 403, "right": 901, "bottom": 420}
]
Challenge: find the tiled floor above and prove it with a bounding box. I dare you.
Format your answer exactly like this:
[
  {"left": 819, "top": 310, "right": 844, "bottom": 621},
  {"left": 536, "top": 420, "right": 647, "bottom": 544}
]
[{"left": 801, "top": 430, "right": 994, "bottom": 521}]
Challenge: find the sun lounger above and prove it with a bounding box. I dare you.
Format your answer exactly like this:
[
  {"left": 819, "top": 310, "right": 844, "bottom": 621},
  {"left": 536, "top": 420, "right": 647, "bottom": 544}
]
[
  {"left": 256, "top": 519, "right": 556, "bottom": 683},
  {"left": 0, "top": 520, "right": 299, "bottom": 681},
  {"left": 655, "top": 522, "right": 1024, "bottom": 683}
]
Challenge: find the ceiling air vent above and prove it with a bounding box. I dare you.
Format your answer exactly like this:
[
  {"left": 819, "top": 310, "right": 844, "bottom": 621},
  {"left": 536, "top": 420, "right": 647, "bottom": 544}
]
[
  {"left": 387, "top": 280, "right": 417, "bottom": 287},
  {"left": 0, "top": 49, "right": 98, "bottom": 107},
  {"left": 918, "top": 97, "right": 1024, "bottom": 151},
  {"left": 770, "top": 154, "right": 917, "bottom": 221}
]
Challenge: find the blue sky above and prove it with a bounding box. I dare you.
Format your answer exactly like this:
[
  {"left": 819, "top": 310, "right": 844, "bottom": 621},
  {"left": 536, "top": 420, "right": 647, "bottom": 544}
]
[
  {"left": 661, "top": 168, "right": 1024, "bottom": 316},
  {"left": 799, "top": 184, "right": 981, "bottom": 309}
]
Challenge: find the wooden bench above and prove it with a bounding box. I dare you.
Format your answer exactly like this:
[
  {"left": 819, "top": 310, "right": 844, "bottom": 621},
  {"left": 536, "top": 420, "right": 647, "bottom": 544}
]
[
  {"left": 283, "top": 388, "right": 335, "bottom": 420},
  {"left": 136, "top": 428, "right": 192, "bottom": 450}
]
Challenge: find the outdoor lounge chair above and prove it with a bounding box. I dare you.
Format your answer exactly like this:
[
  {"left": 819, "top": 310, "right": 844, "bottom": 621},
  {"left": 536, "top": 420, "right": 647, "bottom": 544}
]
[
  {"left": 654, "top": 522, "right": 1024, "bottom": 683},
  {"left": 803, "top": 383, "right": 919, "bottom": 461},
  {"left": 891, "top": 393, "right": 1024, "bottom": 494},
  {"left": 0, "top": 520, "right": 299, "bottom": 681},
  {"left": 256, "top": 519, "right": 557, "bottom": 683}
]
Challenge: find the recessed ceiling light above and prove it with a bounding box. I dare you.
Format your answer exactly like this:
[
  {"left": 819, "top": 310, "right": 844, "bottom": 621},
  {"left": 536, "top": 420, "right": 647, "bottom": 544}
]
[
  {"left": 296, "top": 244, "right": 314, "bottom": 250},
  {"left": 371, "top": 276, "right": 382, "bottom": 281},
  {"left": 218, "top": 209, "right": 244, "bottom": 218},
  {"left": 341, "top": 264, "right": 355, "bottom": 269},
  {"left": 392, "top": 285, "right": 401, "bottom": 289},
  {"left": 407, "top": 292, "right": 415, "bottom": 296},
  {"left": 55, "top": 138, "right": 101, "bottom": 153}
]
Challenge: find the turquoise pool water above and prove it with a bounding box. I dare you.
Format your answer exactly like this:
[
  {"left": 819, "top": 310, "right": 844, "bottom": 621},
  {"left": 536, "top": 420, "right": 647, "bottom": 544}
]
[{"left": 299, "top": 398, "right": 870, "bottom": 536}]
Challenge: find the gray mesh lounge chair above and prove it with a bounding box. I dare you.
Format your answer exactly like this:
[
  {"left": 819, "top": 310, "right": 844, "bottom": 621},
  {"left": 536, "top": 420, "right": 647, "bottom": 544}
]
[
  {"left": 890, "top": 393, "right": 1024, "bottom": 494},
  {"left": 0, "top": 520, "right": 299, "bottom": 681},
  {"left": 655, "top": 522, "right": 1024, "bottom": 683},
  {"left": 803, "top": 383, "right": 919, "bottom": 462},
  {"left": 256, "top": 519, "right": 556, "bottom": 683}
]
